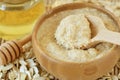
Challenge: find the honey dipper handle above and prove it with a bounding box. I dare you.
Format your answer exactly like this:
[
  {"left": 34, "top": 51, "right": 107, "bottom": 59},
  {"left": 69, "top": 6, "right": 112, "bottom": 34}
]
[
  {"left": 17, "top": 34, "right": 32, "bottom": 46},
  {"left": 93, "top": 30, "right": 120, "bottom": 45}
]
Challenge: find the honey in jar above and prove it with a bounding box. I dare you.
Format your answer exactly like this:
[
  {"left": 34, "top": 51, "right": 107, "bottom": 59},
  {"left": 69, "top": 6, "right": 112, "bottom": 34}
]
[{"left": 0, "top": 0, "right": 45, "bottom": 40}]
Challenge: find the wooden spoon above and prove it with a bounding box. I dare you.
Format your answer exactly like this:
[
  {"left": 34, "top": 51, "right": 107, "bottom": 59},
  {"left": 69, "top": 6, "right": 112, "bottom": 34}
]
[{"left": 84, "top": 15, "right": 120, "bottom": 49}]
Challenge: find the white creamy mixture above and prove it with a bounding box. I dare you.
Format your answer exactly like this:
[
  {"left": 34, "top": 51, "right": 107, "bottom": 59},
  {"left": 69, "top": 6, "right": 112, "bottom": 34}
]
[{"left": 38, "top": 8, "right": 118, "bottom": 62}]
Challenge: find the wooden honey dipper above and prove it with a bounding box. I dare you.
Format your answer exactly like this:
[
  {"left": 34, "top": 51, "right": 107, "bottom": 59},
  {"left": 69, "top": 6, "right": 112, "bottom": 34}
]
[{"left": 0, "top": 34, "right": 31, "bottom": 65}]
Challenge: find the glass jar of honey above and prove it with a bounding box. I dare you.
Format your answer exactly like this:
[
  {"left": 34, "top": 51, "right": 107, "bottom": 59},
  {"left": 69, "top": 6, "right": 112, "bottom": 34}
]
[{"left": 0, "top": 0, "right": 45, "bottom": 40}]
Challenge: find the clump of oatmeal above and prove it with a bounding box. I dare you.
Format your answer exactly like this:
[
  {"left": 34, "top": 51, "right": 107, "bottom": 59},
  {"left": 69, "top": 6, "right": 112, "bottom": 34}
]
[{"left": 55, "top": 14, "right": 91, "bottom": 49}]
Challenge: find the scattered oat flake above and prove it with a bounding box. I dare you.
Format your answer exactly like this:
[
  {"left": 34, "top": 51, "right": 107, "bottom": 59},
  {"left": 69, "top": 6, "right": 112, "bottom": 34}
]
[
  {"left": 112, "top": 75, "right": 119, "bottom": 80},
  {"left": 3, "top": 64, "right": 14, "bottom": 71},
  {"left": 20, "top": 73, "right": 27, "bottom": 80}
]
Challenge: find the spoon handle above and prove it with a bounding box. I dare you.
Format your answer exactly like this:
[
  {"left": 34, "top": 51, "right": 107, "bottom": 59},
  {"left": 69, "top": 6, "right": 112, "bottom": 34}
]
[{"left": 93, "top": 30, "right": 120, "bottom": 45}]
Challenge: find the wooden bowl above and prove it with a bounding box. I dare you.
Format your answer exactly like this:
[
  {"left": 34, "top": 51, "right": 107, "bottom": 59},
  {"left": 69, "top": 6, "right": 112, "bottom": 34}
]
[{"left": 32, "top": 3, "right": 120, "bottom": 80}]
